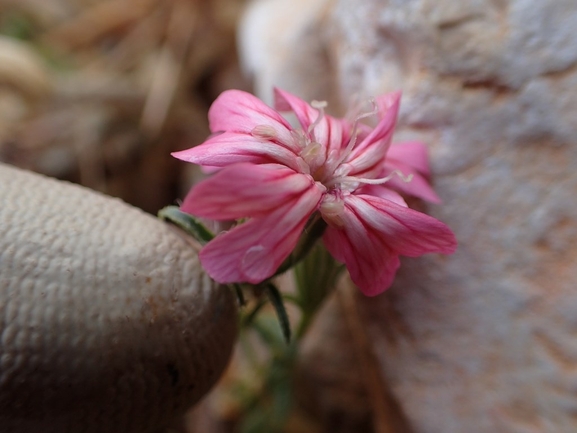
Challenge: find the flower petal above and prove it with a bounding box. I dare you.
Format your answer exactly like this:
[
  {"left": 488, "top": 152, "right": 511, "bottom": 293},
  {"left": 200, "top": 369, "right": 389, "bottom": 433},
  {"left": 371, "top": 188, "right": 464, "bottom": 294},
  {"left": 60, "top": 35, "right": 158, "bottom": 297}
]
[
  {"left": 322, "top": 193, "right": 456, "bottom": 295},
  {"left": 172, "top": 131, "right": 302, "bottom": 172},
  {"left": 387, "top": 141, "right": 431, "bottom": 176},
  {"left": 274, "top": 88, "right": 316, "bottom": 130},
  {"left": 199, "top": 187, "right": 323, "bottom": 284},
  {"left": 346, "top": 194, "right": 457, "bottom": 256},
  {"left": 381, "top": 161, "right": 441, "bottom": 204},
  {"left": 346, "top": 92, "right": 401, "bottom": 176},
  {"left": 323, "top": 211, "right": 401, "bottom": 297},
  {"left": 181, "top": 163, "right": 321, "bottom": 220},
  {"left": 209, "top": 89, "right": 299, "bottom": 153},
  {"left": 274, "top": 88, "right": 350, "bottom": 157},
  {"left": 355, "top": 185, "right": 408, "bottom": 207}
]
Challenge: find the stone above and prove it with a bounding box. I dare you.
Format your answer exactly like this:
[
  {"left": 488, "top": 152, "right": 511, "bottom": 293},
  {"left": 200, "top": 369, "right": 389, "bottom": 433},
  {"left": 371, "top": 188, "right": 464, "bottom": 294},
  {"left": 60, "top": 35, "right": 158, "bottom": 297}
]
[{"left": 240, "top": 0, "right": 577, "bottom": 432}]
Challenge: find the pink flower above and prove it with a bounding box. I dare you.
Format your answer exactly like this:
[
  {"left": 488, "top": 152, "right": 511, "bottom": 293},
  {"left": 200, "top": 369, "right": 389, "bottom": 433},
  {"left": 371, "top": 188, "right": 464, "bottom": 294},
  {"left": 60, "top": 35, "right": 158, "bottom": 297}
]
[{"left": 173, "top": 89, "right": 456, "bottom": 296}]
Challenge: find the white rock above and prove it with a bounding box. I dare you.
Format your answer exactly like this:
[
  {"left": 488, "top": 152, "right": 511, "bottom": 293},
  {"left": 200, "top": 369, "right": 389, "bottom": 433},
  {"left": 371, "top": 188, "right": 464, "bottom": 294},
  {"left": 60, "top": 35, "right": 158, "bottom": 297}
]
[{"left": 240, "top": 0, "right": 577, "bottom": 432}]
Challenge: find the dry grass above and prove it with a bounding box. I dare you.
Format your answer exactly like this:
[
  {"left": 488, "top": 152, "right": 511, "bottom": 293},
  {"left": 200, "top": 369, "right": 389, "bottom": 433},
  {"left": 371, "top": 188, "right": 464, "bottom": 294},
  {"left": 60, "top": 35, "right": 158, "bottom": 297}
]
[{"left": 0, "top": 0, "right": 249, "bottom": 213}]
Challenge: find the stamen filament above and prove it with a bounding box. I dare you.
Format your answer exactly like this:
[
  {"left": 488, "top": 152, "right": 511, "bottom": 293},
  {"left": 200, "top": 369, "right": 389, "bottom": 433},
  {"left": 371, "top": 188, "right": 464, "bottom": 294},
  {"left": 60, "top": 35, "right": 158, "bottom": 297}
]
[
  {"left": 326, "top": 98, "right": 379, "bottom": 176},
  {"left": 308, "top": 100, "right": 328, "bottom": 137},
  {"left": 339, "top": 170, "right": 414, "bottom": 186}
]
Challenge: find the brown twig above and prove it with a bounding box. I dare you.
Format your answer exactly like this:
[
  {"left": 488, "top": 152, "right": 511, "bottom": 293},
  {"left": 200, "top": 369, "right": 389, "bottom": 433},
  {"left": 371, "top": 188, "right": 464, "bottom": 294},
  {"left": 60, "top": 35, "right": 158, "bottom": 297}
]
[
  {"left": 139, "top": 0, "right": 197, "bottom": 139},
  {"left": 42, "top": 0, "right": 158, "bottom": 49},
  {"left": 338, "top": 281, "right": 415, "bottom": 433}
]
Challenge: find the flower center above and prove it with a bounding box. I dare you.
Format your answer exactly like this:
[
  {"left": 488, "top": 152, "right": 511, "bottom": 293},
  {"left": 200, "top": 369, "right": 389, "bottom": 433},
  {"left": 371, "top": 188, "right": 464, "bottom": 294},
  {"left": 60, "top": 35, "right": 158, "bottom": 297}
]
[
  {"left": 300, "top": 140, "right": 326, "bottom": 177},
  {"left": 288, "top": 97, "right": 414, "bottom": 226},
  {"left": 319, "top": 190, "right": 346, "bottom": 228}
]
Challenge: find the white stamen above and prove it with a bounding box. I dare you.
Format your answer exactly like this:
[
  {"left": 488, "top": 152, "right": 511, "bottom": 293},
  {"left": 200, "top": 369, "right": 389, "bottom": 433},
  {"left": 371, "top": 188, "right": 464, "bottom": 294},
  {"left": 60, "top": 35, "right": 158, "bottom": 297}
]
[
  {"left": 295, "top": 156, "right": 311, "bottom": 175},
  {"left": 342, "top": 98, "right": 379, "bottom": 155},
  {"left": 251, "top": 125, "right": 278, "bottom": 140},
  {"left": 325, "top": 98, "right": 379, "bottom": 178},
  {"left": 300, "top": 141, "right": 326, "bottom": 172},
  {"left": 291, "top": 129, "right": 308, "bottom": 149},
  {"left": 311, "top": 100, "right": 328, "bottom": 109},
  {"left": 319, "top": 195, "right": 345, "bottom": 227},
  {"left": 339, "top": 170, "right": 414, "bottom": 186},
  {"left": 307, "top": 100, "right": 328, "bottom": 136}
]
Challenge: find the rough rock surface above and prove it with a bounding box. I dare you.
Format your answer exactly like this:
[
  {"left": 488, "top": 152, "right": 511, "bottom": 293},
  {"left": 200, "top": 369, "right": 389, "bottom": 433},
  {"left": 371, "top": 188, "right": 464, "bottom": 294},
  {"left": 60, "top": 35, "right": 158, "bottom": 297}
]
[
  {"left": 0, "top": 163, "right": 238, "bottom": 433},
  {"left": 240, "top": 0, "right": 577, "bottom": 432}
]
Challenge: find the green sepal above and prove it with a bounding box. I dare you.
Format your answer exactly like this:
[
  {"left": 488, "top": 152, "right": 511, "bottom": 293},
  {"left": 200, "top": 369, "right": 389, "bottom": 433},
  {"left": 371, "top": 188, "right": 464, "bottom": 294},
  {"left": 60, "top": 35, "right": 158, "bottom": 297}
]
[
  {"left": 294, "top": 242, "right": 344, "bottom": 337},
  {"left": 158, "top": 205, "right": 214, "bottom": 244}
]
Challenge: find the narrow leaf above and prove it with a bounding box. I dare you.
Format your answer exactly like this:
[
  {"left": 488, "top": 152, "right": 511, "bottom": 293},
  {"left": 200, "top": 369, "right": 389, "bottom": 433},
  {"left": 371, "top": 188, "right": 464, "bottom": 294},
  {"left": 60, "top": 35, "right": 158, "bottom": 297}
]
[
  {"left": 158, "top": 205, "right": 214, "bottom": 244},
  {"left": 233, "top": 283, "right": 246, "bottom": 306},
  {"left": 265, "top": 283, "right": 291, "bottom": 343}
]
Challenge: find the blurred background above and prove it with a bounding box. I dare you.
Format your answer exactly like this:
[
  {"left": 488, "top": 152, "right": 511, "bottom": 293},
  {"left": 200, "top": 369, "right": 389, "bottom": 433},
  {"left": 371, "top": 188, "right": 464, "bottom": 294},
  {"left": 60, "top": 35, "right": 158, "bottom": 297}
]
[{"left": 0, "top": 0, "right": 249, "bottom": 215}]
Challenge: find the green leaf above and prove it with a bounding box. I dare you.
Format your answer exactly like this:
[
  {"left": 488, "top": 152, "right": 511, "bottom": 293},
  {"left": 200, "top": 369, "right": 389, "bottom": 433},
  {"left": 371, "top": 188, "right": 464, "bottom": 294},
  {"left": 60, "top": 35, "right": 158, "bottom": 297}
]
[
  {"left": 251, "top": 315, "right": 287, "bottom": 348},
  {"left": 265, "top": 283, "right": 291, "bottom": 343},
  {"left": 158, "top": 206, "right": 214, "bottom": 244}
]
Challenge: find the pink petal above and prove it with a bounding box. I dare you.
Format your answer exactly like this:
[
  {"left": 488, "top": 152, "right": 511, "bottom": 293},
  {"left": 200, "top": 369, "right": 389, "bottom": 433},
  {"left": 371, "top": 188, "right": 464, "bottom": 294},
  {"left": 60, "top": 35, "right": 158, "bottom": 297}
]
[
  {"left": 346, "top": 194, "right": 457, "bottom": 256},
  {"left": 273, "top": 88, "right": 316, "bottom": 130},
  {"left": 274, "top": 88, "right": 351, "bottom": 157},
  {"left": 172, "top": 131, "right": 302, "bottom": 172},
  {"left": 387, "top": 141, "right": 431, "bottom": 176},
  {"left": 323, "top": 213, "right": 401, "bottom": 297},
  {"left": 322, "top": 193, "right": 456, "bottom": 296},
  {"left": 382, "top": 161, "right": 441, "bottom": 204},
  {"left": 355, "top": 185, "right": 408, "bottom": 207},
  {"left": 375, "top": 91, "right": 402, "bottom": 115},
  {"left": 354, "top": 123, "right": 372, "bottom": 143},
  {"left": 208, "top": 90, "right": 299, "bottom": 153},
  {"left": 181, "top": 163, "right": 321, "bottom": 220},
  {"left": 346, "top": 92, "right": 401, "bottom": 176},
  {"left": 199, "top": 187, "right": 323, "bottom": 284}
]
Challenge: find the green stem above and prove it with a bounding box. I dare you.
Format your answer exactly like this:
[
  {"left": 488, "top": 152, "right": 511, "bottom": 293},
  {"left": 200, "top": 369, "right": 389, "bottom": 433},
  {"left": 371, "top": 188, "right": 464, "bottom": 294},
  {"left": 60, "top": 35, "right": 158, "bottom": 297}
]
[
  {"left": 241, "top": 299, "right": 267, "bottom": 328},
  {"left": 281, "top": 294, "right": 302, "bottom": 307},
  {"left": 295, "top": 313, "right": 313, "bottom": 340}
]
